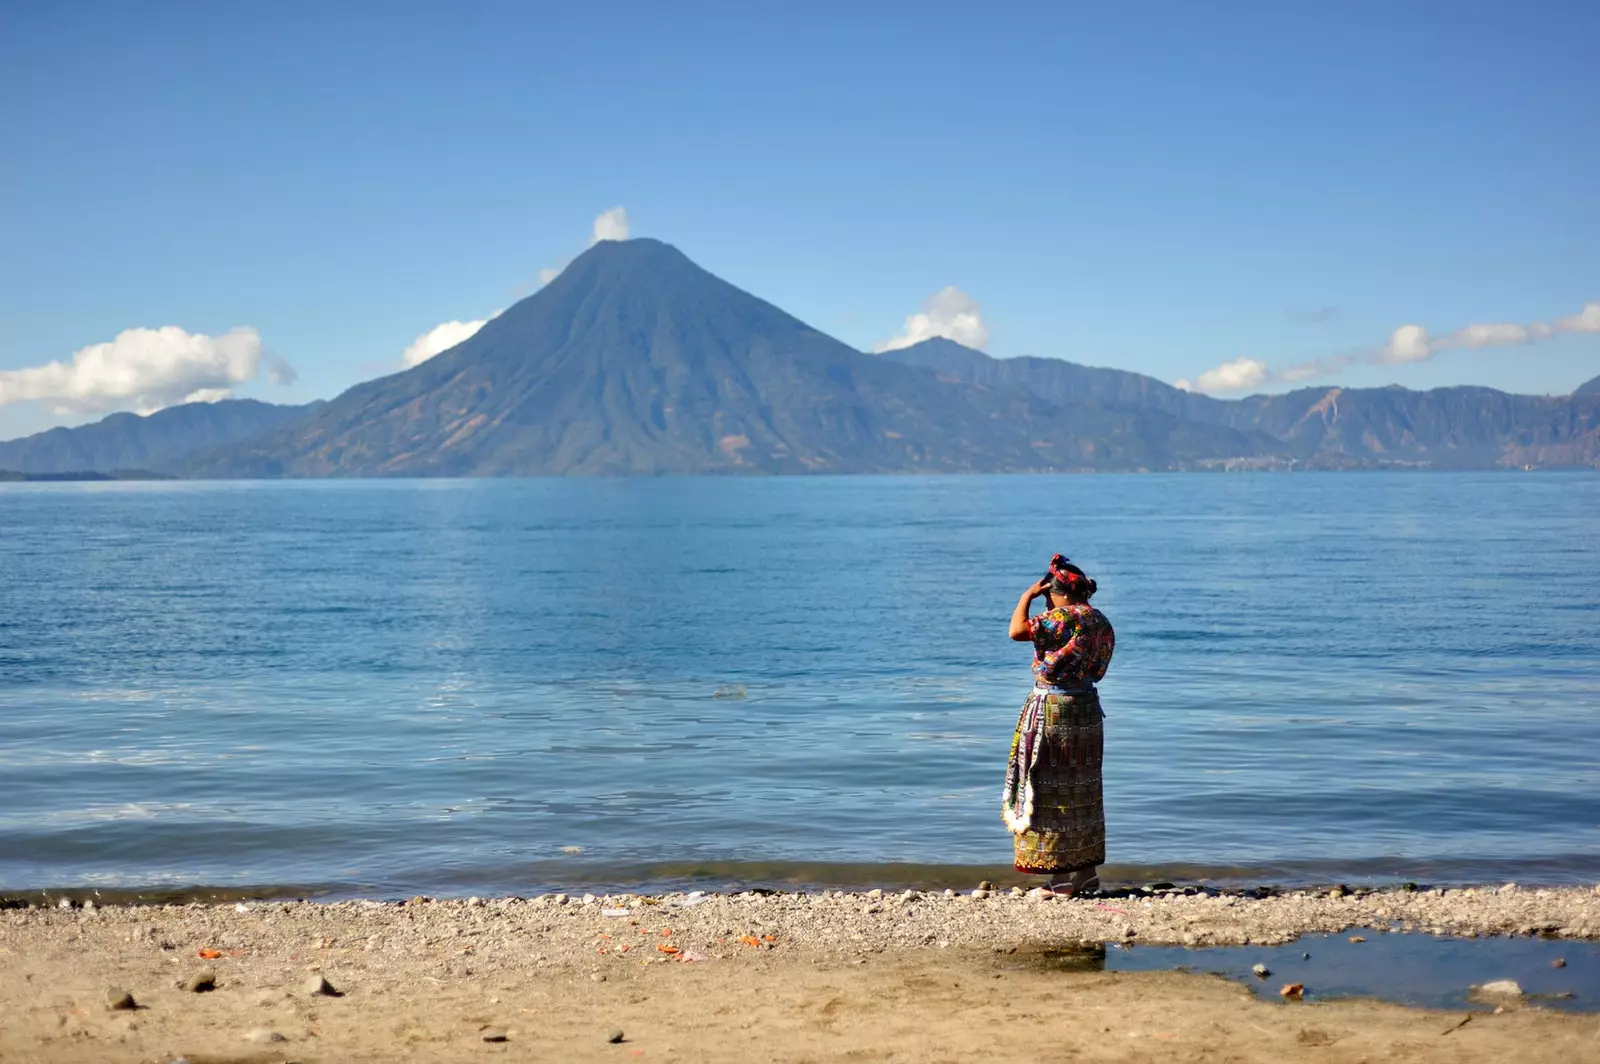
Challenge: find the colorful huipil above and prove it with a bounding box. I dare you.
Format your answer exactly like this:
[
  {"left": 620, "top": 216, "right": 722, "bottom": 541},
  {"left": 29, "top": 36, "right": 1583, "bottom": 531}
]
[{"left": 1002, "top": 602, "right": 1115, "bottom": 874}]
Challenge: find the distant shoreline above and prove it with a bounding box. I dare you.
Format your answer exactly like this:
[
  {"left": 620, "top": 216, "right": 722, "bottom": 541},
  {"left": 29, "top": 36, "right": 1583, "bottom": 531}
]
[
  {"left": 3, "top": 465, "right": 1595, "bottom": 482},
  {"left": 0, "top": 468, "right": 173, "bottom": 482}
]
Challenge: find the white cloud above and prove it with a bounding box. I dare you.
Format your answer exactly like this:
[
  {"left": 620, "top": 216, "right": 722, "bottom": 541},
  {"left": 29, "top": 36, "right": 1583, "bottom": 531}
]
[
  {"left": 1176, "top": 300, "right": 1600, "bottom": 394},
  {"left": 1555, "top": 302, "right": 1600, "bottom": 334},
  {"left": 874, "top": 286, "right": 991, "bottom": 353},
  {"left": 1173, "top": 357, "right": 1269, "bottom": 395},
  {"left": 182, "top": 387, "right": 234, "bottom": 405},
  {"left": 0, "top": 326, "right": 284, "bottom": 415},
  {"left": 537, "top": 266, "right": 562, "bottom": 285},
  {"left": 401, "top": 318, "right": 491, "bottom": 368},
  {"left": 1384, "top": 323, "right": 1432, "bottom": 363},
  {"left": 1374, "top": 304, "right": 1600, "bottom": 368},
  {"left": 589, "top": 206, "right": 630, "bottom": 244}
]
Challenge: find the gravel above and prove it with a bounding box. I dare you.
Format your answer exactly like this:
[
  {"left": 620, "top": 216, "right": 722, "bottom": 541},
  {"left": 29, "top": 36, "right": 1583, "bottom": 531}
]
[{"left": 2, "top": 883, "right": 1595, "bottom": 983}]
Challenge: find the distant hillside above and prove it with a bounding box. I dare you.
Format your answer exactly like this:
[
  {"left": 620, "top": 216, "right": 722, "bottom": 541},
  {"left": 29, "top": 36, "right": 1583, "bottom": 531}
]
[
  {"left": 884, "top": 338, "right": 1600, "bottom": 469},
  {"left": 880, "top": 337, "right": 1225, "bottom": 421},
  {"left": 1214, "top": 386, "right": 1600, "bottom": 468},
  {"left": 1576, "top": 373, "right": 1600, "bottom": 396},
  {"left": 0, "top": 399, "right": 318, "bottom": 475},
  {"left": 0, "top": 469, "right": 173, "bottom": 482},
  {"left": 186, "top": 239, "right": 1261, "bottom": 476}
]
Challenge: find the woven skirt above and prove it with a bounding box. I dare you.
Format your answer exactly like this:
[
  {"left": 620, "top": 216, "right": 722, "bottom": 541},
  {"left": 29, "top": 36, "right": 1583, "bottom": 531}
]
[{"left": 1001, "top": 685, "right": 1105, "bottom": 875}]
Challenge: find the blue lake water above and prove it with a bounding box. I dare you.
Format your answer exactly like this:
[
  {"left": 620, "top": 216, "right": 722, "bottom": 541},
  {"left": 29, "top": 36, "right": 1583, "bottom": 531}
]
[{"left": 1, "top": 473, "right": 1597, "bottom": 898}]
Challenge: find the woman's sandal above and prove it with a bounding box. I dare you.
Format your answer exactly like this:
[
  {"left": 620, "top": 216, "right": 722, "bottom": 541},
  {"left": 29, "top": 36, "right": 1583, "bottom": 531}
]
[{"left": 1044, "top": 875, "right": 1100, "bottom": 898}]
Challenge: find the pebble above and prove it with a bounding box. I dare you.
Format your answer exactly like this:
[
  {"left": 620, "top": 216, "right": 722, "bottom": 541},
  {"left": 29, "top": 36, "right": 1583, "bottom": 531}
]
[
  {"left": 607, "top": 1029, "right": 626, "bottom": 1044},
  {"left": 184, "top": 968, "right": 217, "bottom": 993},
  {"left": 866, "top": 889, "right": 883, "bottom": 899},
  {"left": 104, "top": 986, "right": 136, "bottom": 1011},
  {"left": 978, "top": 881, "right": 995, "bottom": 891},
  {"left": 590, "top": 973, "right": 606, "bottom": 983},
  {"left": 481, "top": 1028, "right": 508, "bottom": 1043},
  {"left": 1553, "top": 958, "right": 1567, "bottom": 969},
  {"left": 1473, "top": 980, "right": 1523, "bottom": 998},
  {"left": 303, "top": 974, "right": 339, "bottom": 996},
  {"left": 244, "top": 1028, "right": 287, "bottom": 1044},
  {"left": 57, "top": 897, "right": 72, "bottom": 910},
  {"left": 1251, "top": 963, "right": 1270, "bottom": 978}
]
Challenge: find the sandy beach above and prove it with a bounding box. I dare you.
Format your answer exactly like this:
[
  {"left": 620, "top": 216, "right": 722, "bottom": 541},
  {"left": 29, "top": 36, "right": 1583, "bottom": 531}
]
[{"left": 4, "top": 884, "right": 1599, "bottom": 1063}]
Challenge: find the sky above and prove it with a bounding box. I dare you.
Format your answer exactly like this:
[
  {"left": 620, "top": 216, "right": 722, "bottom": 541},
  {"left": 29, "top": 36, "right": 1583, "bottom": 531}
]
[{"left": 1, "top": 0, "right": 1597, "bottom": 439}]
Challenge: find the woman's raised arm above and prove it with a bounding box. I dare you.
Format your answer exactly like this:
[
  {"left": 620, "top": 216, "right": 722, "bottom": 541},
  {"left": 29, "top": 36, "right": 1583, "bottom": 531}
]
[{"left": 1009, "top": 579, "right": 1050, "bottom": 641}]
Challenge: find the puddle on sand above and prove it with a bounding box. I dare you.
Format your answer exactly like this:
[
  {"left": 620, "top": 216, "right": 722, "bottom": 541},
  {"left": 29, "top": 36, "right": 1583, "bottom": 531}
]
[{"left": 1021, "top": 933, "right": 1600, "bottom": 1013}]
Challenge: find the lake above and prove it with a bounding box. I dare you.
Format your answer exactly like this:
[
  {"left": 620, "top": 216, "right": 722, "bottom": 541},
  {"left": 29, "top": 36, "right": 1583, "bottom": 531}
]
[{"left": 1, "top": 473, "right": 1596, "bottom": 898}]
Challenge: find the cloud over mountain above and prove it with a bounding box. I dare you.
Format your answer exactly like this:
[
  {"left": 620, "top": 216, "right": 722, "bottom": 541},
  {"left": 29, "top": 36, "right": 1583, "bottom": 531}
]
[
  {"left": 401, "top": 316, "right": 495, "bottom": 367},
  {"left": 1177, "top": 300, "right": 1600, "bottom": 394},
  {"left": 589, "top": 206, "right": 629, "bottom": 244},
  {"left": 874, "top": 286, "right": 990, "bottom": 353},
  {"left": 0, "top": 326, "right": 287, "bottom": 414}
]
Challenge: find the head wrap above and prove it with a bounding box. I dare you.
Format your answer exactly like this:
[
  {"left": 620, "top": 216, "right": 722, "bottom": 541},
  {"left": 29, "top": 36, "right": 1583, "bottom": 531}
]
[{"left": 1047, "top": 553, "right": 1097, "bottom": 601}]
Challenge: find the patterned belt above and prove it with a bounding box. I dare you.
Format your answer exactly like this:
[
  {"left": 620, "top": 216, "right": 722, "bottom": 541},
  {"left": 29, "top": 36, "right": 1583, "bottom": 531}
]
[{"left": 1032, "top": 681, "right": 1097, "bottom": 696}]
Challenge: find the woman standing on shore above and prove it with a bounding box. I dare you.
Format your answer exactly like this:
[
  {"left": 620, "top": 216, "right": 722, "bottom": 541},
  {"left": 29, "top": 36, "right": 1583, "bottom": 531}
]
[{"left": 1003, "top": 554, "right": 1115, "bottom": 897}]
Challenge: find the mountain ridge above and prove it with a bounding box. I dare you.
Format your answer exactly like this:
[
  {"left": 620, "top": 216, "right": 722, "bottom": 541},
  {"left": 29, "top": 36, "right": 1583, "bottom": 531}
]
[
  {"left": 6, "top": 243, "right": 1597, "bottom": 475},
  {"left": 0, "top": 398, "right": 320, "bottom": 475},
  {"left": 183, "top": 239, "right": 1262, "bottom": 476},
  {"left": 883, "top": 338, "right": 1600, "bottom": 469}
]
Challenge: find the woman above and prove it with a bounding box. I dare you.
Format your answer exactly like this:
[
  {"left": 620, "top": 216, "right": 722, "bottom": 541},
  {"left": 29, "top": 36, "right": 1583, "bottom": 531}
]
[{"left": 1003, "top": 554, "right": 1115, "bottom": 897}]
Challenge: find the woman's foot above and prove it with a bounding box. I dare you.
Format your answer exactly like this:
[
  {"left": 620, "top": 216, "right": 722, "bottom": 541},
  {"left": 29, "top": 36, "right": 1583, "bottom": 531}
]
[{"left": 1044, "top": 868, "right": 1100, "bottom": 897}]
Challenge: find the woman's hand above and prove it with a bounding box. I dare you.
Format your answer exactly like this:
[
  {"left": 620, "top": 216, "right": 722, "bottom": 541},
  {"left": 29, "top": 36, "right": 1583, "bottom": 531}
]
[
  {"left": 1010, "top": 579, "right": 1050, "bottom": 641},
  {"left": 1020, "top": 578, "right": 1051, "bottom": 603}
]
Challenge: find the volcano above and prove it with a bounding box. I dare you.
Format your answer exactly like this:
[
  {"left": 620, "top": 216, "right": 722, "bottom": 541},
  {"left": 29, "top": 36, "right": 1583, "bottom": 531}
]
[{"left": 185, "top": 239, "right": 1260, "bottom": 476}]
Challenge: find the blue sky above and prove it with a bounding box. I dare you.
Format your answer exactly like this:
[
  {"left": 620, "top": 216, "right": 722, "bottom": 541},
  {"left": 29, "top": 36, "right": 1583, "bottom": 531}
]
[{"left": 1, "top": 0, "right": 1596, "bottom": 438}]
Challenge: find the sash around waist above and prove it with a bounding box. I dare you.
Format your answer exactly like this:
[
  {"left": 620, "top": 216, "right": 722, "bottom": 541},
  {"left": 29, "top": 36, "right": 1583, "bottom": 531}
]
[{"left": 1031, "top": 680, "right": 1097, "bottom": 697}]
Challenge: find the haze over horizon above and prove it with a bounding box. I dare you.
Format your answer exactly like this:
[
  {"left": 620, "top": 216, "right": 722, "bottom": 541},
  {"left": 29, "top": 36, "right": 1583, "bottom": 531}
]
[{"left": 2, "top": 1, "right": 1596, "bottom": 438}]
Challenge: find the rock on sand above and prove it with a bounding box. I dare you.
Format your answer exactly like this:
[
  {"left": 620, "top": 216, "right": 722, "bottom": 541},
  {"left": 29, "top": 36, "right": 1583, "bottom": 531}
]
[{"left": 244, "top": 1028, "right": 287, "bottom": 1044}]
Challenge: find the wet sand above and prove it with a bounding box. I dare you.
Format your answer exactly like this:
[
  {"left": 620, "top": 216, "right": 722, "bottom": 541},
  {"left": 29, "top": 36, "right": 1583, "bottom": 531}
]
[{"left": 3, "top": 885, "right": 1599, "bottom": 1062}]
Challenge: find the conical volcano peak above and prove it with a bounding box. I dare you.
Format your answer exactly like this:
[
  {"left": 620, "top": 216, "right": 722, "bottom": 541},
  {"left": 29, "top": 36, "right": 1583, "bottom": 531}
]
[{"left": 560, "top": 235, "right": 694, "bottom": 275}]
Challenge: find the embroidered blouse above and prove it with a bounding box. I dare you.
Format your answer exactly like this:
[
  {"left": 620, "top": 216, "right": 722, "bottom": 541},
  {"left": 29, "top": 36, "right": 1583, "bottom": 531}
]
[{"left": 1027, "top": 603, "right": 1115, "bottom": 687}]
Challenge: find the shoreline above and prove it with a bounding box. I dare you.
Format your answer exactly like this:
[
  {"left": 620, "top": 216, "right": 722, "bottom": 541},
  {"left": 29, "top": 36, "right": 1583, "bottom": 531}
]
[
  {"left": 5, "top": 885, "right": 1598, "bottom": 1062},
  {"left": 9, "top": 883, "right": 1599, "bottom": 948},
  {"left": 10, "top": 856, "right": 1600, "bottom": 908}
]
